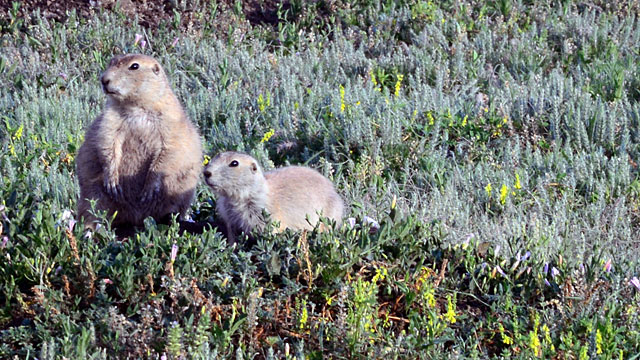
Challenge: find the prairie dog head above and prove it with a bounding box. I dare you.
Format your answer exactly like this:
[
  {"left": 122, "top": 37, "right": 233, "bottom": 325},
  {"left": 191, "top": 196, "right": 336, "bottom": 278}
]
[
  {"left": 100, "top": 54, "right": 169, "bottom": 104},
  {"left": 203, "top": 152, "right": 265, "bottom": 199}
]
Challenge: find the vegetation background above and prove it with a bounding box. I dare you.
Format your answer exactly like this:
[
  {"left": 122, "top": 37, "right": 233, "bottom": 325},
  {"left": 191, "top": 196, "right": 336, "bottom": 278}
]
[{"left": 1, "top": 0, "right": 640, "bottom": 358}]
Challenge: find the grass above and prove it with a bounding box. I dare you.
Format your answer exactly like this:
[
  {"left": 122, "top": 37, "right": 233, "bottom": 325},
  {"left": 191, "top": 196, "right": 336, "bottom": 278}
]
[{"left": 1, "top": 0, "right": 640, "bottom": 358}]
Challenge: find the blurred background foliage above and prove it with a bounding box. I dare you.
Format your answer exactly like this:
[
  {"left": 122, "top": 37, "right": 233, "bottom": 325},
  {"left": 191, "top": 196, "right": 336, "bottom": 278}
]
[{"left": 0, "top": 0, "right": 639, "bottom": 358}]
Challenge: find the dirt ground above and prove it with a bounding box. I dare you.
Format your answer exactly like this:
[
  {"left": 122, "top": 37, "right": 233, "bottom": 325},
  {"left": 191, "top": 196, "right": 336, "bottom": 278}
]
[{"left": 0, "top": 0, "right": 291, "bottom": 30}]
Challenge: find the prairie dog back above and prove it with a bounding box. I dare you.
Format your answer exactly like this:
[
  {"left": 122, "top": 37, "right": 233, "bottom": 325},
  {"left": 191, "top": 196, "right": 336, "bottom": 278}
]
[{"left": 265, "top": 166, "right": 344, "bottom": 230}]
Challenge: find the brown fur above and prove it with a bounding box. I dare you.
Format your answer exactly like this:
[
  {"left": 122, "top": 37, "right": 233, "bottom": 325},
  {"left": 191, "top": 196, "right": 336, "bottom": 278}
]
[
  {"left": 203, "top": 152, "right": 344, "bottom": 244},
  {"left": 76, "top": 54, "right": 203, "bottom": 228}
]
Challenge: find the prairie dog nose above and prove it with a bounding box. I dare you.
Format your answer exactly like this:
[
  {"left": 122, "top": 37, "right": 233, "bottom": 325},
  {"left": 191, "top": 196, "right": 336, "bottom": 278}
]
[
  {"left": 203, "top": 170, "right": 212, "bottom": 178},
  {"left": 101, "top": 75, "right": 109, "bottom": 87}
]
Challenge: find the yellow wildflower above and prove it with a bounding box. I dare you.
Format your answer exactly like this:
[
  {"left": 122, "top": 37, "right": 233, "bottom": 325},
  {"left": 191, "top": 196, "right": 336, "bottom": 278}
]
[
  {"left": 462, "top": 115, "right": 468, "bottom": 126},
  {"left": 444, "top": 295, "right": 456, "bottom": 324},
  {"left": 515, "top": 173, "right": 521, "bottom": 189},
  {"left": 339, "top": 85, "right": 345, "bottom": 113},
  {"left": 542, "top": 324, "right": 554, "bottom": 352},
  {"left": 203, "top": 154, "right": 211, "bottom": 166},
  {"left": 423, "top": 287, "right": 436, "bottom": 307},
  {"left": 394, "top": 74, "right": 404, "bottom": 97},
  {"left": 299, "top": 304, "right": 308, "bottom": 330},
  {"left": 485, "top": 183, "right": 492, "bottom": 197},
  {"left": 261, "top": 128, "right": 275, "bottom": 143},
  {"left": 595, "top": 328, "right": 603, "bottom": 354},
  {"left": 427, "top": 112, "right": 435, "bottom": 126},
  {"left": 13, "top": 125, "right": 23, "bottom": 140},
  {"left": 499, "top": 324, "right": 513, "bottom": 345},
  {"left": 258, "top": 93, "right": 267, "bottom": 112},
  {"left": 579, "top": 345, "right": 588, "bottom": 360},
  {"left": 529, "top": 329, "right": 541, "bottom": 356},
  {"left": 500, "top": 184, "right": 508, "bottom": 205},
  {"left": 370, "top": 70, "right": 381, "bottom": 92},
  {"left": 372, "top": 266, "right": 388, "bottom": 283}
]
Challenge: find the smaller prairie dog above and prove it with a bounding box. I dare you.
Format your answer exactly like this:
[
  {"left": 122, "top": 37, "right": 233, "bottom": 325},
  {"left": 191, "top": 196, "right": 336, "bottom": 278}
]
[{"left": 203, "top": 152, "right": 344, "bottom": 243}]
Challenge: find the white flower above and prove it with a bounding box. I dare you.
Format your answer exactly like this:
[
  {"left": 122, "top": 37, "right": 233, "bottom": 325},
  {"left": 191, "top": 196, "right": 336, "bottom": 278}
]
[
  {"left": 170, "top": 243, "right": 178, "bottom": 263},
  {"left": 61, "top": 209, "right": 72, "bottom": 221},
  {"left": 462, "top": 233, "right": 474, "bottom": 247},
  {"left": 363, "top": 216, "right": 380, "bottom": 230}
]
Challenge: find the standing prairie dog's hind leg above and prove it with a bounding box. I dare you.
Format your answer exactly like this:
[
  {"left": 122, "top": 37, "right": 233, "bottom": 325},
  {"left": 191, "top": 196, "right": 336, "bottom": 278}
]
[{"left": 225, "top": 223, "right": 236, "bottom": 246}]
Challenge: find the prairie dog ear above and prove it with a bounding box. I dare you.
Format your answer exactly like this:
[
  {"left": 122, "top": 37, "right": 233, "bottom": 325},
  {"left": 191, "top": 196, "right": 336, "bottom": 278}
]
[
  {"left": 251, "top": 162, "right": 258, "bottom": 173},
  {"left": 108, "top": 55, "right": 122, "bottom": 67},
  {"left": 152, "top": 63, "right": 161, "bottom": 75}
]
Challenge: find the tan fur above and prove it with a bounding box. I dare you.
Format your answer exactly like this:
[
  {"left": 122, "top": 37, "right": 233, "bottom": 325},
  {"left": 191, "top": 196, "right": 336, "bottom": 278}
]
[
  {"left": 203, "top": 152, "right": 344, "bottom": 244},
  {"left": 76, "top": 54, "right": 203, "bottom": 228}
]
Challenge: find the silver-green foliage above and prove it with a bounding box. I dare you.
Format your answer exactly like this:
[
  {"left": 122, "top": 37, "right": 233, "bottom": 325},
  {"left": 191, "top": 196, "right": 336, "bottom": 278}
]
[{"left": 1, "top": 1, "right": 640, "bottom": 358}]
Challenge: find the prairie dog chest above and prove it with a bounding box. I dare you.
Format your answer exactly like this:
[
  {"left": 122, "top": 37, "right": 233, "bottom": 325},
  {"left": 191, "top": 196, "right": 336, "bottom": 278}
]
[{"left": 117, "top": 113, "right": 163, "bottom": 172}]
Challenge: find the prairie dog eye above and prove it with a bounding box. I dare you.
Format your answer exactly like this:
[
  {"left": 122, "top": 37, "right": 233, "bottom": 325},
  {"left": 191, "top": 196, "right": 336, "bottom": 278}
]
[
  {"left": 129, "top": 63, "right": 140, "bottom": 70},
  {"left": 229, "top": 160, "right": 239, "bottom": 167}
]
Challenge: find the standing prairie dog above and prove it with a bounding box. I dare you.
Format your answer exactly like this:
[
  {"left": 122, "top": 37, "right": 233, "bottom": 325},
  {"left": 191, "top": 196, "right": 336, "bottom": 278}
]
[
  {"left": 76, "top": 54, "right": 203, "bottom": 229},
  {"left": 203, "top": 152, "right": 344, "bottom": 244}
]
